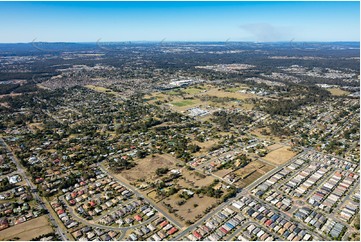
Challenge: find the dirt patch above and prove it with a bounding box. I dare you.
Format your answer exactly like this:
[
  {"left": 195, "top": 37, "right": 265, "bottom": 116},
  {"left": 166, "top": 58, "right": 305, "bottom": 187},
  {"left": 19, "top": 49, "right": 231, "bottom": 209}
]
[
  {"left": 0, "top": 215, "right": 53, "bottom": 241},
  {"left": 235, "top": 160, "right": 269, "bottom": 179},
  {"left": 116, "top": 154, "right": 178, "bottom": 183},
  {"left": 263, "top": 146, "right": 298, "bottom": 165},
  {"left": 267, "top": 143, "right": 284, "bottom": 151},
  {"left": 213, "top": 168, "right": 233, "bottom": 178}
]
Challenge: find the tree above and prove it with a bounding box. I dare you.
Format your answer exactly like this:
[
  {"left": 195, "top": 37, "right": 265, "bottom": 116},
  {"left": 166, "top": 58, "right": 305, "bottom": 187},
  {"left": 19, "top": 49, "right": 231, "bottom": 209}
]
[{"left": 155, "top": 167, "right": 169, "bottom": 176}]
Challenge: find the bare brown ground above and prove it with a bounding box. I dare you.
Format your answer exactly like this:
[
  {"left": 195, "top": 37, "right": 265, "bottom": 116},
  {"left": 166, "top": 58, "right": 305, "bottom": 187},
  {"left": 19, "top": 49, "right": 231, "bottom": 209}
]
[
  {"left": 161, "top": 193, "right": 218, "bottom": 226},
  {"left": 263, "top": 146, "right": 298, "bottom": 165},
  {"left": 235, "top": 160, "right": 274, "bottom": 187},
  {"left": 0, "top": 215, "right": 53, "bottom": 241},
  {"left": 116, "top": 154, "right": 178, "bottom": 182}
]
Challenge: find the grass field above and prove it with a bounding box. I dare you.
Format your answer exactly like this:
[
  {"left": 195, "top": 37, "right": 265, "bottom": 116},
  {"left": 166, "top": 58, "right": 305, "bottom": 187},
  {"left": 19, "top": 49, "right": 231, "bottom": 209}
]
[
  {"left": 263, "top": 146, "right": 298, "bottom": 165},
  {"left": 328, "top": 88, "right": 350, "bottom": 96},
  {"left": 0, "top": 216, "right": 53, "bottom": 241},
  {"left": 85, "top": 85, "right": 117, "bottom": 95},
  {"left": 183, "top": 87, "right": 205, "bottom": 95},
  {"left": 172, "top": 100, "right": 195, "bottom": 107}
]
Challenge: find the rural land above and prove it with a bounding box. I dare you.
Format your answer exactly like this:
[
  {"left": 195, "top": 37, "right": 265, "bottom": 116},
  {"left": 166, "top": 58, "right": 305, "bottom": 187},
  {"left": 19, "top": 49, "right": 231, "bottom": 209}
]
[{"left": 0, "top": 41, "right": 360, "bottom": 241}]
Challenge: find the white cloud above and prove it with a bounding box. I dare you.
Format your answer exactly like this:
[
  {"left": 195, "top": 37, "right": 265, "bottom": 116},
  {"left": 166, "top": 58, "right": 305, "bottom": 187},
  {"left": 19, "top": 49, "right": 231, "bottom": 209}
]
[{"left": 239, "top": 23, "right": 293, "bottom": 42}]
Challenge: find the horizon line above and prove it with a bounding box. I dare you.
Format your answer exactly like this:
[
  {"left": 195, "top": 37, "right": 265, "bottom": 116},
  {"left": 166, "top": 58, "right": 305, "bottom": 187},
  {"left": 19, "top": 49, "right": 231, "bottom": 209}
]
[{"left": 0, "top": 40, "right": 360, "bottom": 44}]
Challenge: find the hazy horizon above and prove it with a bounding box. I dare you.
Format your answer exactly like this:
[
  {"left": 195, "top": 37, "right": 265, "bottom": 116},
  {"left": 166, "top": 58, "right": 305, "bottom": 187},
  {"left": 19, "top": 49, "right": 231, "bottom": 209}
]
[{"left": 0, "top": 40, "right": 360, "bottom": 45}]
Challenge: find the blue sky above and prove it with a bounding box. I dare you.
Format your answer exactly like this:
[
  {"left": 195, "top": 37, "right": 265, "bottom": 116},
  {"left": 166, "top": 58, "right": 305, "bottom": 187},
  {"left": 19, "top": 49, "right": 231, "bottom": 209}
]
[{"left": 0, "top": 1, "right": 359, "bottom": 43}]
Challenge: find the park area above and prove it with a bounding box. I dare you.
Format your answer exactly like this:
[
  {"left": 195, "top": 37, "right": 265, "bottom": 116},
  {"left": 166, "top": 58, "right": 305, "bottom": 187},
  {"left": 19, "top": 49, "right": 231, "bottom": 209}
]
[{"left": 144, "top": 83, "right": 264, "bottom": 113}]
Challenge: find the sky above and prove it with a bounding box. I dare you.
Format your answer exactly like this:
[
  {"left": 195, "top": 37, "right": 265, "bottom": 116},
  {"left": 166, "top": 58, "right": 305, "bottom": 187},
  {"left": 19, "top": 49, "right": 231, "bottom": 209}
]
[{"left": 0, "top": 1, "right": 359, "bottom": 43}]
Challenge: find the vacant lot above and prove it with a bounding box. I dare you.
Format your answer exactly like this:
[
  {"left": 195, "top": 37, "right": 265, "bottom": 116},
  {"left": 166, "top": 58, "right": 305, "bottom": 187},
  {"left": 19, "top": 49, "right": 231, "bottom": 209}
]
[
  {"left": 214, "top": 168, "right": 233, "bottom": 178},
  {"left": 263, "top": 146, "right": 298, "bottom": 165},
  {"left": 0, "top": 216, "right": 53, "bottom": 241},
  {"left": 162, "top": 193, "right": 218, "bottom": 226},
  {"left": 328, "top": 88, "right": 350, "bottom": 96},
  {"left": 116, "top": 154, "right": 178, "bottom": 183},
  {"left": 192, "top": 139, "right": 218, "bottom": 155},
  {"left": 147, "top": 190, "right": 163, "bottom": 203},
  {"left": 235, "top": 160, "right": 274, "bottom": 187},
  {"left": 180, "top": 169, "right": 215, "bottom": 188},
  {"left": 28, "top": 122, "right": 44, "bottom": 132},
  {"left": 267, "top": 143, "right": 284, "bottom": 151},
  {"left": 251, "top": 128, "right": 281, "bottom": 142}
]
